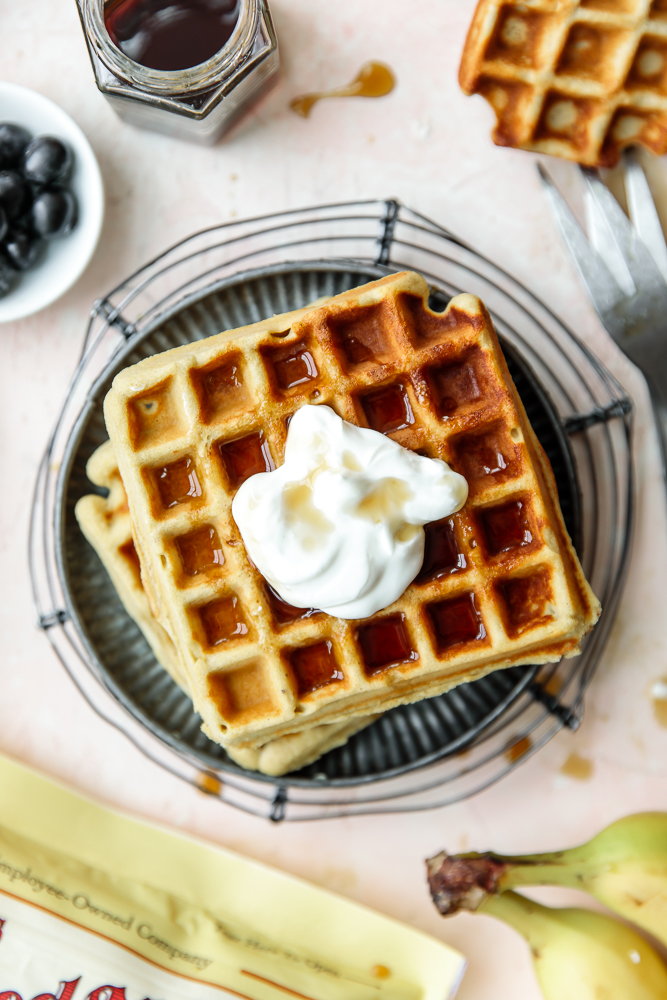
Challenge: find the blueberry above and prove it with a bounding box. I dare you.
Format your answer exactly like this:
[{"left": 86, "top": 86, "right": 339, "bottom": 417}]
[
  {"left": 0, "top": 124, "right": 31, "bottom": 170},
  {"left": 0, "top": 206, "right": 7, "bottom": 244},
  {"left": 0, "top": 171, "right": 29, "bottom": 221},
  {"left": 0, "top": 254, "right": 16, "bottom": 299},
  {"left": 31, "top": 188, "right": 77, "bottom": 239},
  {"left": 2, "top": 228, "right": 41, "bottom": 271},
  {"left": 22, "top": 136, "right": 72, "bottom": 186}
]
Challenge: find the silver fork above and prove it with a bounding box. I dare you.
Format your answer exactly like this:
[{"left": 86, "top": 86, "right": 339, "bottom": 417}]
[{"left": 539, "top": 153, "right": 667, "bottom": 476}]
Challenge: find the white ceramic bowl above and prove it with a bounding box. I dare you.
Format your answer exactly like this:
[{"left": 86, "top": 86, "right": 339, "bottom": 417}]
[{"left": 0, "top": 83, "right": 104, "bottom": 323}]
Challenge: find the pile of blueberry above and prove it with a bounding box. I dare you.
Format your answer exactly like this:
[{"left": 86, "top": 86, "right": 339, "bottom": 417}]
[{"left": 0, "top": 123, "right": 78, "bottom": 299}]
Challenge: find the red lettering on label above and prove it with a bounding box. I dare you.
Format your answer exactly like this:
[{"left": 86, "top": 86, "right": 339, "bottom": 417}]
[
  {"left": 32, "top": 979, "right": 81, "bottom": 1000},
  {"left": 0, "top": 993, "right": 22, "bottom": 1000},
  {"left": 86, "top": 990, "right": 126, "bottom": 1000},
  {"left": 0, "top": 918, "right": 5, "bottom": 940}
]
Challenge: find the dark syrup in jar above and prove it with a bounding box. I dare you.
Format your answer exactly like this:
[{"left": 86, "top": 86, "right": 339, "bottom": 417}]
[{"left": 104, "top": 0, "right": 240, "bottom": 71}]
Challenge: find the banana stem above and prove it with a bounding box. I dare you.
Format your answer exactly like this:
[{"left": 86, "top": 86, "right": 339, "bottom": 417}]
[
  {"left": 479, "top": 890, "right": 552, "bottom": 949},
  {"left": 426, "top": 849, "right": 588, "bottom": 915},
  {"left": 494, "top": 852, "right": 588, "bottom": 891}
]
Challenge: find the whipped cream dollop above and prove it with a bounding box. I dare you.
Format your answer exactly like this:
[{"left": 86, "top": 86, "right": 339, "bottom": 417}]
[{"left": 232, "top": 405, "right": 468, "bottom": 619}]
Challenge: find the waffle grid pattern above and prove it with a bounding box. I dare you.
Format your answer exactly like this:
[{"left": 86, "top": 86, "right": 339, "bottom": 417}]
[
  {"left": 460, "top": 0, "right": 667, "bottom": 165},
  {"left": 104, "top": 272, "right": 599, "bottom": 748}
]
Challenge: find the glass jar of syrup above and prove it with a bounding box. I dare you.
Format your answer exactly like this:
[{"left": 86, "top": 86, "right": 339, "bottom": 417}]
[{"left": 75, "top": 0, "right": 279, "bottom": 144}]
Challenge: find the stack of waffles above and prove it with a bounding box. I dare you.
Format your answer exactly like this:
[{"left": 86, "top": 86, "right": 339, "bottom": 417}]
[
  {"left": 78, "top": 271, "right": 599, "bottom": 766},
  {"left": 460, "top": 0, "right": 667, "bottom": 166}
]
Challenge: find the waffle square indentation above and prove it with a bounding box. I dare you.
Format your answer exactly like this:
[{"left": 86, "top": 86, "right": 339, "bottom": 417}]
[
  {"left": 359, "top": 380, "right": 415, "bottom": 435},
  {"left": 453, "top": 423, "right": 521, "bottom": 492},
  {"left": 475, "top": 78, "right": 537, "bottom": 146},
  {"left": 262, "top": 340, "right": 320, "bottom": 396},
  {"left": 417, "top": 517, "right": 466, "bottom": 584},
  {"left": 478, "top": 498, "right": 533, "bottom": 556},
  {"left": 586, "top": 0, "right": 642, "bottom": 12},
  {"left": 398, "top": 291, "right": 469, "bottom": 345},
  {"left": 151, "top": 456, "right": 202, "bottom": 510},
  {"left": 626, "top": 38, "right": 667, "bottom": 93},
  {"left": 288, "top": 640, "right": 344, "bottom": 696},
  {"left": 327, "top": 303, "right": 395, "bottom": 370},
  {"left": 651, "top": 0, "right": 667, "bottom": 20},
  {"left": 426, "top": 349, "right": 488, "bottom": 417},
  {"left": 265, "top": 583, "right": 318, "bottom": 627},
  {"left": 197, "top": 594, "right": 249, "bottom": 647},
  {"left": 128, "top": 378, "right": 184, "bottom": 451},
  {"left": 485, "top": 7, "right": 555, "bottom": 69},
  {"left": 356, "top": 614, "right": 417, "bottom": 676},
  {"left": 556, "top": 24, "right": 631, "bottom": 88},
  {"left": 175, "top": 526, "right": 224, "bottom": 577},
  {"left": 191, "top": 354, "right": 248, "bottom": 424},
  {"left": 427, "top": 593, "right": 486, "bottom": 653},
  {"left": 605, "top": 108, "right": 667, "bottom": 151},
  {"left": 498, "top": 568, "right": 554, "bottom": 637},
  {"left": 534, "top": 92, "right": 604, "bottom": 152},
  {"left": 118, "top": 539, "right": 142, "bottom": 586},
  {"left": 218, "top": 431, "right": 274, "bottom": 489},
  {"left": 207, "top": 660, "right": 275, "bottom": 722}
]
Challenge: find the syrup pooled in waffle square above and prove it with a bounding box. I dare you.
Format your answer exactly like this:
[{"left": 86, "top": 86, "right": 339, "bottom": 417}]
[
  {"left": 75, "top": 440, "right": 378, "bottom": 776},
  {"left": 460, "top": 0, "right": 667, "bottom": 166},
  {"left": 104, "top": 271, "right": 599, "bottom": 749}
]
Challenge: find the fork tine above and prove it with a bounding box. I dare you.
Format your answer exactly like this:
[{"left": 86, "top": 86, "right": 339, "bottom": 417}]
[
  {"left": 580, "top": 167, "right": 667, "bottom": 290},
  {"left": 537, "top": 164, "right": 624, "bottom": 328},
  {"left": 583, "top": 184, "right": 636, "bottom": 298},
  {"left": 623, "top": 149, "right": 667, "bottom": 283}
]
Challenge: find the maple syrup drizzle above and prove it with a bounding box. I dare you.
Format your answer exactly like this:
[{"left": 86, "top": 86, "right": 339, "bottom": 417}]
[
  {"left": 505, "top": 735, "right": 532, "bottom": 763},
  {"left": 290, "top": 62, "right": 396, "bottom": 118},
  {"left": 361, "top": 382, "right": 415, "bottom": 435},
  {"left": 199, "top": 594, "right": 248, "bottom": 646},
  {"left": 289, "top": 640, "right": 344, "bottom": 696},
  {"left": 357, "top": 615, "right": 417, "bottom": 675},
  {"left": 176, "top": 525, "right": 224, "bottom": 576}
]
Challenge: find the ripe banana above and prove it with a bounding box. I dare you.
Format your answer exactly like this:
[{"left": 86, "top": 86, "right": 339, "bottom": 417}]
[
  {"left": 478, "top": 890, "right": 667, "bottom": 1000},
  {"left": 427, "top": 812, "right": 667, "bottom": 946}
]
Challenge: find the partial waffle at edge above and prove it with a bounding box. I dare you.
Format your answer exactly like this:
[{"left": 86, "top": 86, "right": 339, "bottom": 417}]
[
  {"left": 460, "top": 0, "right": 667, "bottom": 166},
  {"left": 104, "top": 271, "right": 600, "bottom": 750}
]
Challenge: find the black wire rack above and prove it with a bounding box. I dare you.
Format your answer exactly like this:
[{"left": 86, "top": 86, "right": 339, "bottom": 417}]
[{"left": 29, "top": 200, "right": 634, "bottom": 820}]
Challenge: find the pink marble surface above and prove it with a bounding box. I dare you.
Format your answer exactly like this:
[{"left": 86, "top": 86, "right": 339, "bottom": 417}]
[{"left": 1, "top": 1, "right": 667, "bottom": 997}]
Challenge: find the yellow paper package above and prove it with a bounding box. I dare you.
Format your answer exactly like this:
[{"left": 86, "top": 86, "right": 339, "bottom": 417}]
[{"left": 0, "top": 753, "right": 465, "bottom": 1000}]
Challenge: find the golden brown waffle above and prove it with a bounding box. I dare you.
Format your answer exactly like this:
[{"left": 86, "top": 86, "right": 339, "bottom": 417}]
[
  {"left": 460, "top": 0, "right": 667, "bottom": 166},
  {"left": 74, "top": 441, "right": 189, "bottom": 693},
  {"left": 104, "top": 271, "right": 600, "bottom": 750},
  {"left": 74, "top": 441, "right": 377, "bottom": 776}
]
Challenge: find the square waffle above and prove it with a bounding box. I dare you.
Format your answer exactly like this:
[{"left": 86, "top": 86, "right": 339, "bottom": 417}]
[
  {"left": 460, "top": 0, "right": 667, "bottom": 166},
  {"left": 74, "top": 440, "right": 377, "bottom": 776},
  {"left": 103, "top": 271, "right": 600, "bottom": 750}
]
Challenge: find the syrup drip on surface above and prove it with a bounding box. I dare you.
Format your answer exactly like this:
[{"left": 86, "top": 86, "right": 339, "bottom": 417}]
[
  {"left": 560, "top": 753, "right": 593, "bottom": 780},
  {"left": 196, "top": 771, "right": 222, "bottom": 795},
  {"left": 505, "top": 735, "right": 532, "bottom": 763},
  {"left": 651, "top": 678, "right": 667, "bottom": 727},
  {"left": 290, "top": 62, "right": 396, "bottom": 118}
]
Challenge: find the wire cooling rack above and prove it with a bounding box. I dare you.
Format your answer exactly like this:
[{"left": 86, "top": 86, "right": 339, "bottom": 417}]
[{"left": 29, "top": 200, "right": 634, "bottom": 820}]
